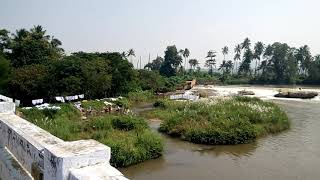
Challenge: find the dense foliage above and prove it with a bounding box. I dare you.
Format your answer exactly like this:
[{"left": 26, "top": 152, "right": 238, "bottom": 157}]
[
  {"left": 19, "top": 104, "right": 163, "bottom": 167},
  {"left": 1, "top": 26, "right": 320, "bottom": 104},
  {"left": 146, "top": 97, "right": 290, "bottom": 145}
]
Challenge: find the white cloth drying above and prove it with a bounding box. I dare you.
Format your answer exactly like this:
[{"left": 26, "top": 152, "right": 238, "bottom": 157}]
[
  {"left": 65, "top": 95, "right": 79, "bottom": 101},
  {"left": 32, "top": 99, "right": 43, "bottom": 105},
  {"left": 55, "top": 96, "right": 65, "bottom": 103}
]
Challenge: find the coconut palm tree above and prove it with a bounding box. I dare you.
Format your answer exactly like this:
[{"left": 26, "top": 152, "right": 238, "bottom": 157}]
[
  {"left": 241, "top": 38, "right": 251, "bottom": 50},
  {"left": 127, "top": 49, "right": 135, "bottom": 63},
  {"left": 225, "top": 60, "right": 234, "bottom": 74},
  {"left": 219, "top": 60, "right": 227, "bottom": 74},
  {"left": 253, "top": 41, "right": 264, "bottom": 75},
  {"left": 183, "top": 48, "right": 190, "bottom": 71},
  {"left": 233, "top": 44, "right": 242, "bottom": 74},
  {"left": 222, "top": 46, "right": 229, "bottom": 61},
  {"left": 205, "top": 50, "right": 217, "bottom": 76}
]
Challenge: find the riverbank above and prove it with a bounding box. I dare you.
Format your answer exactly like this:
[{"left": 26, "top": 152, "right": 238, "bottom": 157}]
[
  {"left": 144, "top": 96, "right": 290, "bottom": 145},
  {"left": 18, "top": 103, "right": 163, "bottom": 167},
  {"left": 191, "top": 85, "right": 320, "bottom": 101},
  {"left": 122, "top": 99, "right": 320, "bottom": 180}
]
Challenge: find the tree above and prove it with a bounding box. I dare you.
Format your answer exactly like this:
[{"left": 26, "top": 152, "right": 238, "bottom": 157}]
[
  {"left": 296, "top": 45, "right": 312, "bottom": 76},
  {"left": 179, "top": 48, "right": 190, "bottom": 71},
  {"left": 233, "top": 44, "right": 241, "bottom": 74},
  {"left": 222, "top": 46, "right": 229, "bottom": 61},
  {"left": 205, "top": 50, "right": 217, "bottom": 76},
  {"left": 238, "top": 49, "right": 253, "bottom": 76},
  {"left": 307, "top": 55, "right": 320, "bottom": 83},
  {"left": 219, "top": 60, "right": 233, "bottom": 75},
  {"left": 0, "top": 29, "right": 10, "bottom": 53},
  {"left": 144, "top": 56, "right": 164, "bottom": 71},
  {"left": 160, "top": 45, "right": 182, "bottom": 77},
  {"left": 102, "top": 52, "right": 138, "bottom": 96},
  {"left": 188, "top": 59, "right": 199, "bottom": 71},
  {"left": 253, "top": 42, "right": 264, "bottom": 75},
  {"left": 0, "top": 54, "right": 10, "bottom": 92},
  {"left": 183, "top": 48, "right": 190, "bottom": 71},
  {"left": 241, "top": 37, "right": 251, "bottom": 50},
  {"left": 225, "top": 60, "right": 233, "bottom": 74},
  {"left": 138, "top": 70, "right": 165, "bottom": 91},
  {"left": 238, "top": 38, "right": 252, "bottom": 76},
  {"left": 219, "top": 60, "right": 227, "bottom": 73},
  {"left": 48, "top": 56, "right": 84, "bottom": 97},
  {"left": 9, "top": 25, "right": 64, "bottom": 67},
  {"left": 259, "top": 43, "right": 299, "bottom": 84},
  {"left": 81, "top": 59, "right": 112, "bottom": 99},
  {"left": 127, "top": 49, "right": 135, "bottom": 64},
  {"left": 9, "top": 64, "right": 50, "bottom": 100}
]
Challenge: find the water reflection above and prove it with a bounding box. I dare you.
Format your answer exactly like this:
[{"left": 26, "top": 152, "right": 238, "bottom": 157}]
[{"left": 122, "top": 99, "right": 320, "bottom": 180}]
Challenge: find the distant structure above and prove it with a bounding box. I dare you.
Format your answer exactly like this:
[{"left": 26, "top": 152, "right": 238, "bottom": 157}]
[{"left": 185, "top": 79, "right": 197, "bottom": 90}]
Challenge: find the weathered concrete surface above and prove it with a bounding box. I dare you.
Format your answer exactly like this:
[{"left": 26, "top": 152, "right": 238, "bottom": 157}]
[
  {"left": 69, "top": 163, "right": 128, "bottom": 180},
  {"left": 0, "top": 112, "right": 63, "bottom": 174},
  {"left": 44, "top": 140, "right": 111, "bottom": 180},
  {"left": 0, "top": 106, "right": 128, "bottom": 179},
  {"left": 0, "top": 95, "right": 13, "bottom": 102},
  {"left": 0, "top": 145, "right": 32, "bottom": 180},
  {"left": 0, "top": 102, "right": 15, "bottom": 113}
]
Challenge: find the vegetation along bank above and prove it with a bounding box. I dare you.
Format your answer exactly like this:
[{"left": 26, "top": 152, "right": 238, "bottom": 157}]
[
  {"left": 146, "top": 96, "right": 290, "bottom": 145},
  {"left": 19, "top": 100, "right": 164, "bottom": 167}
]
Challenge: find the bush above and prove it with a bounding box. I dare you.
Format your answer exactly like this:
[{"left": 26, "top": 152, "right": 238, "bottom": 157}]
[
  {"left": 114, "top": 98, "right": 129, "bottom": 108},
  {"left": 153, "top": 100, "right": 166, "bottom": 108},
  {"left": 104, "top": 130, "right": 163, "bottom": 167},
  {"left": 150, "top": 97, "right": 290, "bottom": 145},
  {"left": 111, "top": 116, "right": 148, "bottom": 131},
  {"left": 20, "top": 106, "right": 164, "bottom": 167},
  {"left": 127, "top": 90, "right": 154, "bottom": 103},
  {"left": 82, "top": 100, "right": 106, "bottom": 111}
]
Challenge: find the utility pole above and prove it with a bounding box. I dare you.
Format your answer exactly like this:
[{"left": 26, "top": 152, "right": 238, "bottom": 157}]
[
  {"left": 148, "top": 53, "right": 150, "bottom": 70},
  {"left": 136, "top": 59, "right": 139, "bottom": 69},
  {"left": 140, "top": 56, "right": 142, "bottom": 69}
]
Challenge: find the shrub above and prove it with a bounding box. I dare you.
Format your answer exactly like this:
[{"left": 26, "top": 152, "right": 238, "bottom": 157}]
[
  {"left": 114, "top": 98, "right": 129, "bottom": 108},
  {"left": 151, "top": 97, "right": 290, "bottom": 145},
  {"left": 153, "top": 100, "right": 166, "bottom": 108},
  {"left": 82, "top": 100, "right": 105, "bottom": 111},
  {"left": 20, "top": 106, "right": 164, "bottom": 167},
  {"left": 127, "top": 90, "right": 154, "bottom": 103},
  {"left": 111, "top": 116, "right": 148, "bottom": 131}
]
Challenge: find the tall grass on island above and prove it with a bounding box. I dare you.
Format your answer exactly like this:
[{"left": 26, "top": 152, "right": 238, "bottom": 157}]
[
  {"left": 19, "top": 104, "right": 163, "bottom": 167},
  {"left": 147, "top": 96, "right": 290, "bottom": 145}
]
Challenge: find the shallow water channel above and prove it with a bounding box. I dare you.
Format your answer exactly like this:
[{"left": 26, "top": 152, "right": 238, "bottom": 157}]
[{"left": 121, "top": 100, "right": 320, "bottom": 180}]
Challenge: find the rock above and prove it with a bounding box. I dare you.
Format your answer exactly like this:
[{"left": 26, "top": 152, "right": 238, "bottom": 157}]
[
  {"left": 275, "top": 91, "right": 318, "bottom": 99},
  {"left": 238, "top": 90, "right": 255, "bottom": 96}
]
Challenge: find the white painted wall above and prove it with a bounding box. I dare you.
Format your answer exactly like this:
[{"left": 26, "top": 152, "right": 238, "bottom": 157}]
[
  {"left": 0, "top": 100, "right": 128, "bottom": 180},
  {"left": 0, "top": 102, "right": 15, "bottom": 113}
]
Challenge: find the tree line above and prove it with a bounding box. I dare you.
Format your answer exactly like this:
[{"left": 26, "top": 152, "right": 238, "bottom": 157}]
[
  {"left": 145, "top": 37, "right": 320, "bottom": 85},
  {"left": 1, "top": 26, "right": 320, "bottom": 104}
]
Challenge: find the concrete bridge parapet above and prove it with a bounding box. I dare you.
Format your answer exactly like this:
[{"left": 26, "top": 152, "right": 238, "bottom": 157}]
[{"left": 0, "top": 95, "right": 128, "bottom": 180}]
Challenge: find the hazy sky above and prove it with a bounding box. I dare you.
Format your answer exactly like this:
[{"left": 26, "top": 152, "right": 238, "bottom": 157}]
[{"left": 1, "top": 0, "right": 320, "bottom": 68}]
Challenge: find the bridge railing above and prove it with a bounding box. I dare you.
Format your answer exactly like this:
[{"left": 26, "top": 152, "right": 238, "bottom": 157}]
[{"left": 0, "top": 95, "right": 128, "bottom": 180}]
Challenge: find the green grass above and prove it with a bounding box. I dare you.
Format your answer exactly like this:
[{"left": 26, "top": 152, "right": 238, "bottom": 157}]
[
  {"left": 127, "top": 90, "right": 155, "bottom": 105},
  {"left": 144, "top": 96, "right": 290, "bottom": 145},
  {"left": 82, "top": 100, "right": 106, "bottom": 112},
  {"left": 19, "top": 104, "right": 163, "bottom": 167}
]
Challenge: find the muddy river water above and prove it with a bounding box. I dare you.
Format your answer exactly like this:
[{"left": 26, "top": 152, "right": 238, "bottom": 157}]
[{"left": 121, "top": 87, "right": 320, "bottom": 180}]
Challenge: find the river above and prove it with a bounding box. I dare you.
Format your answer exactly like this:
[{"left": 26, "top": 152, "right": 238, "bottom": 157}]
[{"left": 121, "top": 87, "right": 320, "bottom": 180}]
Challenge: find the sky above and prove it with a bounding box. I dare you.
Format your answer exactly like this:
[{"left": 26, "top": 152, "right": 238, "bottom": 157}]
[{"left": 1, "top": 0, "right": 320, "bottom": 68}]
